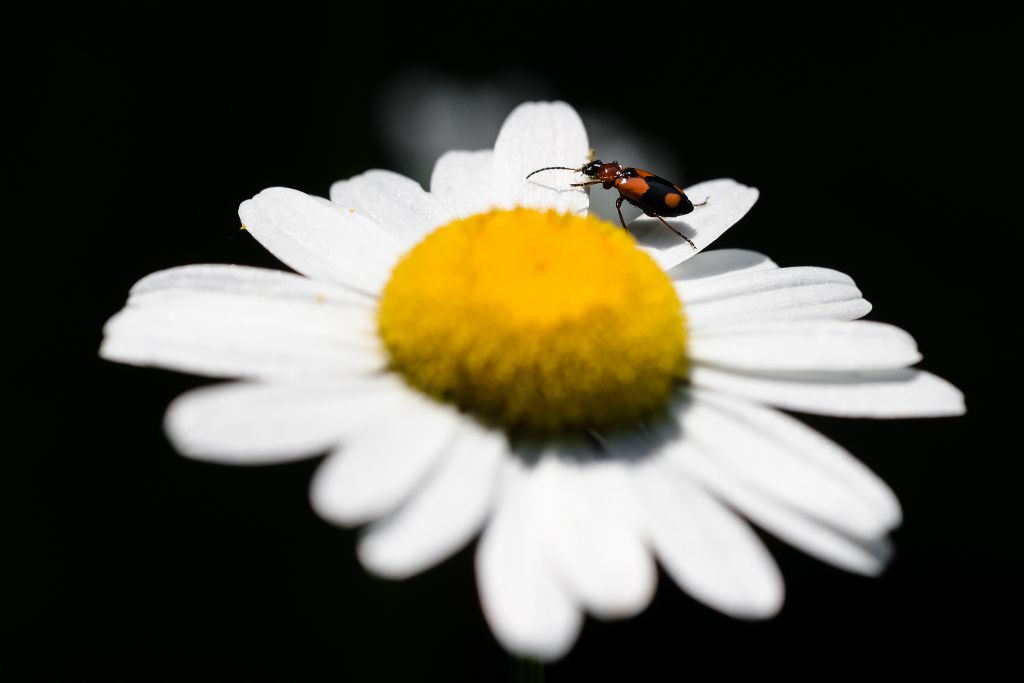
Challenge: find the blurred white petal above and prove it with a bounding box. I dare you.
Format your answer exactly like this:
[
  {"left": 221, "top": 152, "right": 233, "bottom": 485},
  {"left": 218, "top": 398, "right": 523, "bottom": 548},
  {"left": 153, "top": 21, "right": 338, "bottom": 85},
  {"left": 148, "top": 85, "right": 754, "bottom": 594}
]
[
  {"left": 375, "top": 69, "right": 548, "bottom": 183},
  {"left": 674, "top": 442, "right": 895, "bottom": 575},
  {"left": 631, "top": 455, "right": 784, "bottom": 619},
  {"left": 476, "top": 460, "right": 582, "bottom": 661},
  {"left": 357, "top": 420, "right": 506, "bottom": 579},
  {"left": 537, "top": 452, "right": 657, "bottom": 619},
  {"left": 679, "top": 391, "right": 902, "bottom": 539},
  {"left": 309, "top": 391, "right": 462, "bottom": 526},
  {"left": 165, "top": 377, "right": 398, "bottom": 464}
]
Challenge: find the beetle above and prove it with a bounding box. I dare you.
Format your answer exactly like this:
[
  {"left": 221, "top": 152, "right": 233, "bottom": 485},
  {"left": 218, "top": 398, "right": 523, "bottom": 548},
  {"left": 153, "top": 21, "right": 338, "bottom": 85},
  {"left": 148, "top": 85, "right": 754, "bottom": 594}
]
[{"left": 526, "top": 160, "right": 706, "bottom": 249}]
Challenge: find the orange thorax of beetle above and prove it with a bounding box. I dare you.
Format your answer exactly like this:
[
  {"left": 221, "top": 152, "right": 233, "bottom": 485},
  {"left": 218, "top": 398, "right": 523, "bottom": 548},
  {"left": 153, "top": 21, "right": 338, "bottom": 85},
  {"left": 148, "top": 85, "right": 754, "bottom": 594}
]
[{"left": 596, "top": 162, "right": 624, "bottom": 186}]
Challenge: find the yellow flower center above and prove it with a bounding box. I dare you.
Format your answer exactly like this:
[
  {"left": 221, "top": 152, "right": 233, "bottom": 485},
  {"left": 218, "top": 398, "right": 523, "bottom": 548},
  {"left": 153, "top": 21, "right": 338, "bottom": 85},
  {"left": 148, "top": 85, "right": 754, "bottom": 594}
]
[{"left": 377, "top": 208, "right": 687, "bottom": 435}]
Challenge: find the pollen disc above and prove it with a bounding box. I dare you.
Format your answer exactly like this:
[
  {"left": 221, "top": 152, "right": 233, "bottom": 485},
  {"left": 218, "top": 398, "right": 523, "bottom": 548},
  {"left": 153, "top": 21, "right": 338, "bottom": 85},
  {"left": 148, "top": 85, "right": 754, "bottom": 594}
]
[{"left": 377, "top": 208, "right": 688, "bottom": 434}]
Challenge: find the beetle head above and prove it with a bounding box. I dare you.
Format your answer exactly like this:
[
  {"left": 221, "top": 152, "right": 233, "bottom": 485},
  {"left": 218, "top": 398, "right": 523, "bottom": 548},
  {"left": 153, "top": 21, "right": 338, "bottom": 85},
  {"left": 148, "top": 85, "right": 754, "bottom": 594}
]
[{"left": 580, "top": 160, "right": 604, "bottom": 178}]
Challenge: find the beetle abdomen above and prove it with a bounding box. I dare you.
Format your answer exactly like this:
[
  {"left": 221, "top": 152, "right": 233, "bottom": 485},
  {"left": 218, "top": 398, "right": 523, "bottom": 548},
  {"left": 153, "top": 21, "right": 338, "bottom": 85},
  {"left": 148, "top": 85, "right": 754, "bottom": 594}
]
[
  {"left": 616, "top": 169, "right": 694, "bottom": 217},
  {"left": 642, "top": 177, "right": 694, "bottom": 217}
]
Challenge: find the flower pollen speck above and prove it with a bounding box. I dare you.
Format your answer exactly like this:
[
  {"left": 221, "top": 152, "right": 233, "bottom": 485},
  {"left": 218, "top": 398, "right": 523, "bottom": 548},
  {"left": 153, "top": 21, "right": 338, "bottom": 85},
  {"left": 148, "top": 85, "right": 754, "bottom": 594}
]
[{"left": 100, "top": 101, "right": 965, "bottom": 661}]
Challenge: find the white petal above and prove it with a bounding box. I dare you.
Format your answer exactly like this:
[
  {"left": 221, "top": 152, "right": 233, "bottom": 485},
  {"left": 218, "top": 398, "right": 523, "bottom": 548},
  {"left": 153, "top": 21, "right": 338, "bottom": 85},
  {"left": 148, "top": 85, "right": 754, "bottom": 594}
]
[
  {"left": 329, "top": 170, "right": 449, "bottom": 246},
  {"left": 690, "top": 297, "right": 872, "bottom": 327},
  {"left": 101, "top": 289, "right": 384, "bottom": 379},
  {"left": 682, "top": 266, "right": 855, "bottom": 302},
  {"left": 688, "top": 320, "right": 921, "bottom": 372},
  {"left": 129, "top": 264, "right": 372, "bottom": 308},
  {"left": 677, "top": 391, "right": 901, "bottom": 539},
  {"left": 666, "top": 248, "right": 777, "bottom": 281},
  {"left": 670, "top": 441, "right": 895, "bottom": 575},
  {"left": 476, "top": 460, "right": 583, "bottom": 661},
  {"left": 429, "top": 149, "right": 495, "bottom": 219},
  {"left": 357, "top": 420, "right": 506, "bottom": 579},
  {"left": 164, "top": 377, "right": 396, "bottom": 464},
  {"left": 239, "top": 186, "right": 404, "bottom": 293},
  {"left": 634, "top": 179, "right": 759, "bottom": 270},
  {"left": 309, "top": 390, "right": 462, "bottom": 526},
  {"left": 537, "top": 452, "right": 656, "bottom": 620},
  {"left": 682, "top": 267, "right": 871, "bottom": 327},
  {"left": 630, "top": 455, "right": 784, "bottom": 619},
  {"left": 691, "top": 366, "right": 966, "bottom": 418},
  {"left": 492, "top": 101, "right": 590, "bottom": 214}
]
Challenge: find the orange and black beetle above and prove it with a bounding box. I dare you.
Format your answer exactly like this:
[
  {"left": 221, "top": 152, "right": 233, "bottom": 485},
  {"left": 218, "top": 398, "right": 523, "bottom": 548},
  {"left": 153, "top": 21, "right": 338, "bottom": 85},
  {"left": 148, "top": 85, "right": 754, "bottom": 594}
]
[{"left": 526, "top": 160, "right": 705, "bottom": 249}]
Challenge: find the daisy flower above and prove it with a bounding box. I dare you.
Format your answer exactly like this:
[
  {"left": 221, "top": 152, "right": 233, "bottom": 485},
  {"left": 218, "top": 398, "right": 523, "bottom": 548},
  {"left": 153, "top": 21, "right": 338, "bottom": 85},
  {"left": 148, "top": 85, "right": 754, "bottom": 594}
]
[{"left": 100, "top": 101, "right": 964, "bottom": 661}]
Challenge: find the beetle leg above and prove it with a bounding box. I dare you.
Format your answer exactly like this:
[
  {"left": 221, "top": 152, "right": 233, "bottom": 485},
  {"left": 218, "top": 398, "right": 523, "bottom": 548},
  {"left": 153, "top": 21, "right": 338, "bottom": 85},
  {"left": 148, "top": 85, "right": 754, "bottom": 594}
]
[
  {"left": 653, "top": 214, "right": 697, "bottom": 250},
  {"left": 570, "top": 180, "right": 602, "bottom": 188},
  {"left": 693, "top": 198, "right": 709, "bottom": 208},
  {"left": 615, "top": 197, "right": 628, "bottom": 230}
]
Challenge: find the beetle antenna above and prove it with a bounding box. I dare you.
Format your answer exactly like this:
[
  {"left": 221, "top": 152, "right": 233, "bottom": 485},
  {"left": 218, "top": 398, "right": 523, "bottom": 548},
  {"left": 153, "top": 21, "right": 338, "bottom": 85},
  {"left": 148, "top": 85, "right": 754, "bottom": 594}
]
[{"left": 526, "top": 166, "right": 582, "bottom": 180}]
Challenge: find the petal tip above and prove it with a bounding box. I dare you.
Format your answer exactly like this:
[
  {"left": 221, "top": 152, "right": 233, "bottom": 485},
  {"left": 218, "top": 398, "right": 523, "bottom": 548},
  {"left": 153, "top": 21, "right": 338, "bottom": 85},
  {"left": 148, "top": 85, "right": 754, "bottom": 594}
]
[
  {"left": 932, "top": 375, "right": 967, "bottom": 415},
  {"left": 308, "top": 462, "right": 357, "bottom": 527},
  {"left": 718, "top": 582, "right": 786, "bottom": 621},
  {"left": 910, "top": 371, "right": 967, "bottom": 417},
  {"left": 356, "top": 531, "right": 434, "bottom": 581}
]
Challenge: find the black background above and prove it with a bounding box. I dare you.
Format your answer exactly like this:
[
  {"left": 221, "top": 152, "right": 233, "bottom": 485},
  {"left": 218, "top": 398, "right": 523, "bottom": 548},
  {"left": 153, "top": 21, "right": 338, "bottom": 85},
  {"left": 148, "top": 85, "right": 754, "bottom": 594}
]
[{"left": 8, "top": 5, "right": 1017, "bottom": 680}]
